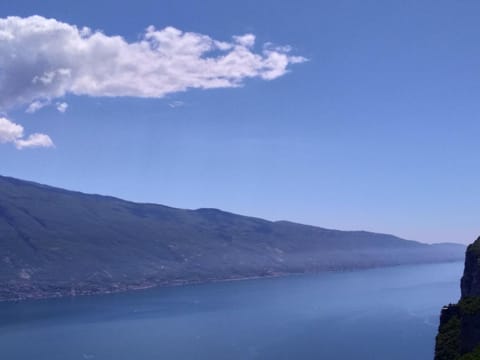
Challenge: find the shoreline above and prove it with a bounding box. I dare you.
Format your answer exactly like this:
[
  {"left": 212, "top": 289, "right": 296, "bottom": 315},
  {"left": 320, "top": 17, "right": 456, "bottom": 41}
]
[{"left": 1, "top": 259, "right": 463, "bottom": 303}]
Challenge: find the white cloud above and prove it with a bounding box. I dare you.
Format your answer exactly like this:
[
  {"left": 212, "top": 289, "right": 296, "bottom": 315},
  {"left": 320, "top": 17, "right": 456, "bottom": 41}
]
[
  {"left": 56, "top": 102, "right": 68, "bottom": 113},
  {"left": 0, "top": 16, "right": 306, "bottom": 111},
  {"left": 25, "top": 100, "right": 68, "bottom": 113},
  {"left": 0, "top": 117, "right": 23, "bottom": 143},
  {"left": 26, "top": 100, "right": 50, "bottom": 113},
  {"left": 0, "top": 117, "right": 54, "bottom": 149},
  {"left": 169, "top": 100, "right": 185, "bottom": 108},
  {"left": 233, "top": 34, "right": 256, "bottom": 48},
  {"left": 15, "top": 133, "right": 55, "bottom": 149}
]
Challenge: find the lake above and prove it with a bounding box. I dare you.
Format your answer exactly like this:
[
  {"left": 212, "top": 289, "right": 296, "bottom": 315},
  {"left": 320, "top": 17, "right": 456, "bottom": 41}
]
[{"left": 0, "top": 262, "right": 463, "bottom": 360}]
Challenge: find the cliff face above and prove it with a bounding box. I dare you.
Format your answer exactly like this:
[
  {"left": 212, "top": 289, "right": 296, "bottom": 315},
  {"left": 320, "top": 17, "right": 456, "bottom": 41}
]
[
  {"left": 461, "top": 241, "right": 480, "bottom": 298},
  {"left": 435, "top": 238, "right": 480, "bottom": 360}
]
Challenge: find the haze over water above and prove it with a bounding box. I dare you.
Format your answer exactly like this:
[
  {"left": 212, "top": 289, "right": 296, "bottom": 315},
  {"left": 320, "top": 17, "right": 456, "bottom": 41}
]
[{"left": 0, "top": 262, "right": 462, "bottom": 360}]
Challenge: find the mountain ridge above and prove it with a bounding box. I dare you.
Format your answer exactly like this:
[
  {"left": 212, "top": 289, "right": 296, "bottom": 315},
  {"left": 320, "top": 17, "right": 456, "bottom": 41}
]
[
  {"left": 0, "top": 174, "right": 466, "bottom": 301},
  {"left": 0, "top": 174, "right": 465, "bottom": 246}
]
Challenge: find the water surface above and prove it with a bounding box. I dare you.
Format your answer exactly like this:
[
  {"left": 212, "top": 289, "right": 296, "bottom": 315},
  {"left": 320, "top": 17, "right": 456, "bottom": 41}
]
[{"left": 0, "top": 262, "right": 463, "bottom": 360}]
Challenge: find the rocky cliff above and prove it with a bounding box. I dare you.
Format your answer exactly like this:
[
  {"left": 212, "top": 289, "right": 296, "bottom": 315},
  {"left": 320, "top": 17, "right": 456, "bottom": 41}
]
[{"left": 435, "top": 238, "right": 480, "bottom": 359}]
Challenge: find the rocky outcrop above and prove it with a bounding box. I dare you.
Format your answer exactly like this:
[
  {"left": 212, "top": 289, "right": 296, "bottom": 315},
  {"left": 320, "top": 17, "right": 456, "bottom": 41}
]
[
  {"left": 435, "top": 238, "right": 480, "bottom": 359},
  {"left": 461, "top": 240, "right": 480, "bottom": 298}
]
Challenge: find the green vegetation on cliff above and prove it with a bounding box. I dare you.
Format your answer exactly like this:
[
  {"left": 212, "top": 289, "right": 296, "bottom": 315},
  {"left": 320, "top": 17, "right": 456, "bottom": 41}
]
[
  {"left": 435, "top": 237, "right": 480, "bottom": 359},
  {"left": 459, "top": 347, "right": 480, "bottom": 360},
  {"left": 459, "top": 297, "right": 480, "bottom": 315},
  {"left": 436, "top": 310, "right": 461, "bottom": 360}
]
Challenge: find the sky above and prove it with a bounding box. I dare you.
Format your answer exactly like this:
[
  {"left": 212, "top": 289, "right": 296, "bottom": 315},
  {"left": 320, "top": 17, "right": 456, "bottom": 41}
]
[{"left": 0, "top": 0, "right": 479, "bottom": 244}]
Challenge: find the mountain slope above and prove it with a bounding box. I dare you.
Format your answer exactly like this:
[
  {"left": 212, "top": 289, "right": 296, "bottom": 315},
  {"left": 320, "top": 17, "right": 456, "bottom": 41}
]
[{"left": 0, "top": 175, "right": 465, "bottom": 301}]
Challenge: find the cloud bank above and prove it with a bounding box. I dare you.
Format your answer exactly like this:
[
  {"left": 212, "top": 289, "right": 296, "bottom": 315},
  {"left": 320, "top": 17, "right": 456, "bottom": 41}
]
[
  {"left": 0, "top": 117, "right": 54, "bottom": 149},
  {"left": 0, "top": 15, "right": 306, "bottom": 111}
]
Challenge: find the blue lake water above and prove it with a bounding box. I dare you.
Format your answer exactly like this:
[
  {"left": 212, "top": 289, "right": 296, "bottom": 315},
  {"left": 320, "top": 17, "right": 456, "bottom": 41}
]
[{"left": 0, "top": 262, "right": 463, "bottom": 360}]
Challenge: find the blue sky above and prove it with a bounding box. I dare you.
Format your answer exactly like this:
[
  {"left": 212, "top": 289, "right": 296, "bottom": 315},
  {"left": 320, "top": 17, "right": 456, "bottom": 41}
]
[{"left": 0, "top": 0, "right": 479, "bottom": 244}]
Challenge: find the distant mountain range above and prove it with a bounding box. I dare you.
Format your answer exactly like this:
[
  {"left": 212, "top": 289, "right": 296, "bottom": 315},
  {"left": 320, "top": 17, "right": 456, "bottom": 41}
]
[{"left": 0, "top": 175, "right": 465, "bottom": 301}]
